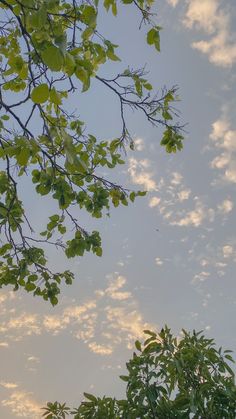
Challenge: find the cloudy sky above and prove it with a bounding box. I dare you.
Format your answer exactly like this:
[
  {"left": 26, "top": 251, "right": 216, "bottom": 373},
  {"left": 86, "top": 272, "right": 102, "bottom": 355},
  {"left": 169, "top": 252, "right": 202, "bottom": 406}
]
[{"left": 1, "top": 0, "right": 236, "bottom": 417}]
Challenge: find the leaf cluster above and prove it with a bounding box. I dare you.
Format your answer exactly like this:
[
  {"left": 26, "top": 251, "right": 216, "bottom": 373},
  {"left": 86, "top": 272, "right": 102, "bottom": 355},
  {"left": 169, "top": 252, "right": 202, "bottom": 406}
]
[
  {"left": 0, "top": 0, "right": 184, "bottom": 302},
  {"left": 42, "top": 327, "right": 236, "bottom": 418}
]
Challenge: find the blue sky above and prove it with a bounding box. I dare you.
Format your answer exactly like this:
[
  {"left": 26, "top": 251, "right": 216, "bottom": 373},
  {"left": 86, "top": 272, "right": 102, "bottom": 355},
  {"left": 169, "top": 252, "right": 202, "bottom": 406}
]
[{"left": 0, "top": 0, "right": 236, "bottom": 417}]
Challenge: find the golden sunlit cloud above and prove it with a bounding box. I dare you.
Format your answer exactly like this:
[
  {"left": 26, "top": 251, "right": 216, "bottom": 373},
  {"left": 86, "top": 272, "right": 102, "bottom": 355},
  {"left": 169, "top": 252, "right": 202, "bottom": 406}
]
[
  {"left": 1, "top": 391, "right": 41, "bottom": 418},
  {"left": 0, "top": 342, "right": 9, "bottom": 347},
  {"left": 88, "top": 342, "right": 113, "bottom": 355},
  {"left": 0, "top": 382, "right": 18, "bottom": 389},
  {"left": 0, "top": 275, "right": 152, "bottom": 356}
]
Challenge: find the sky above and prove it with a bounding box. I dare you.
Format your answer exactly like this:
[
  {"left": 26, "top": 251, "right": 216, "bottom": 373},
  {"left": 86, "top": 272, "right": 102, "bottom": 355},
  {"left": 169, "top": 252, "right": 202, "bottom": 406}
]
[{"left": 0, "top": 0, "right": 236, "bottom": 417}]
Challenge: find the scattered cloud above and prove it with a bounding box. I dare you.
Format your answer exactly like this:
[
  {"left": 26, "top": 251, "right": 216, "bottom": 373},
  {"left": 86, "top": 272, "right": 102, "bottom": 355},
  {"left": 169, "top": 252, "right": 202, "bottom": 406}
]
[
  {"left": 0, "top": 382, "right": 18, "bottom": 389},
  {"left": 128, "top": 158, "right": 157, "bottom": 191},
  {"left": 210, "top": 115, "right": 236, "bottom": 183},
  {"left": 134, "top": 137, "right": 145, "bottom": 151},
  {"left": 222, "top": 245, "right": 234, "bottom": 259},
  {"left": 0, "top": 342, "right": 8, "bottom": 348},
  {"left": 149, "top": 196, "right": 161, "bottom": 208},
  {"left": 1, "top": 391, "right": 41, "bottom": 418},
  {"left": 192, "top": 271, "right": 211, "bottom": 283},
  {"left": 88, "top": 342, "right": 113, "bottom": 355},
  {"left": 7, "top": 314, "right": 41, "bottom": 338},
  {"left": 171, "top": 172, "right": 183, "bottom": 186},
  {"left": 105, "top": 306, "right": 150, "bottom": 350},
  {"left": 0, "top": 275, "right": 152, "bottom": 356},
  {"left": 170, "top": 198, "right": 215, "bottom": 227},
  {"left": 167, "top": 0, "right": 180, "bottom": 6},
  {"left": 177, "top": 189, "right": 191, "bottom": 202},
  {"left": 102, "top": 275, "right": 132, "bottom": 301},
  {"left": 167, "top": 0, "right": 236, "bottom": 67},
  {"left": 27, "top": 356, "right": 40, "bottom": 364},
  {"left": 155, "top": 257, "right": 164, "bottom": 266},
  {"left": 217, "top": 199, "right": 234, "bottom": 214}
]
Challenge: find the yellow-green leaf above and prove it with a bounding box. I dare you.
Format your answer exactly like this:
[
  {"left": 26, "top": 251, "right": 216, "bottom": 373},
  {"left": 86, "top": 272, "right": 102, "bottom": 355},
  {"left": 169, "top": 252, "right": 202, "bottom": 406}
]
[
  {"left": 31, "top": 84, "right": 49, "bottom": 104},
  {"left": 41, "top": 46, "right": 64, "bottom": 71}
]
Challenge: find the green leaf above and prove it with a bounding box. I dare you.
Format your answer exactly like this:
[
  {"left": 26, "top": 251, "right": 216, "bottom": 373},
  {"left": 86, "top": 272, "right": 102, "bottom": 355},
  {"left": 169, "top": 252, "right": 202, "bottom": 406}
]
[
  {"left": 16, "top": 148, "right": 30, "bottom": 166},
  {"left": 31, "top": 84, "right": 49, "bottom": 104},
  {"left": 95, "top": 247, "right": 102, "bottom": 257},
  {"left": 119, "top": 375, "right": 129, "bottom": 382},
  {"left": 147, "top": 27, "right": 161, "bottom": 52},
  {"left": 84, "top": 393, "right": 97, "bottom": 402},
  {"left": 135, "top": 340, "right": 142, "bottom": 351},
  {"left": 25, "top": 282, "right": 36, "bottom": 292},
  {"left": 129, "top": 192, "right": 135, "bottom": 202},
  {"left": 41, "top": 45, "right": 64, "bottom": 71},
  {"left": 49, "top": 88, "right": 61, "bottom": 105}
]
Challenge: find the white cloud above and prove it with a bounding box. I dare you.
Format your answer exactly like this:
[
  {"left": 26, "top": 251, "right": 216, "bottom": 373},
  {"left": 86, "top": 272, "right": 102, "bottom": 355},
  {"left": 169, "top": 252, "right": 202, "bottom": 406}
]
[
  {"left": 192, "top": 271, "right": 211, "bottom": 283},
  {"left": 134, "top": 137, "right": 145, "bottom": 151},
  {"left": 170, "top": 199, "right": 214, "bottom": 227},
  {"left": 222, "top": 245, "right": 234, "bottom": 258},
  {"left": 217, "top": 199, "right": 234, "bottom": 214},
  {"left": 171, "top": 172, "right": 183, "bottom": 186},
  {"left": 149, "top": 196, "right": 161, "bottom": 208},
  {"left": 1, "top": 391, "right": 41, "bottom": 418},
  {"left": 128, "top": 158, "right": 157, "bottom": 191},
  {"left": 177, "top": 189, "right": 191, "bottom": 202},
  {"left": 155, "top": 257, "right": 164, "bottom": 266},
  {"left": 184, "top": 0, "right": 236, "bottom": 67},
  {"left": 210, "top": 116, "right": 236, "bottom": 183},
  {"left": 168, "top": 0, "right": 236, "bottom": 67},
  {"left": 211, "top": 153, "right": 230, "bottom": 170},
  {"left": 210, "top": 118, "right": 230, "bottom": 141},
  {"left": 167, "top": 0, "right": 179, "bottom": 6}
]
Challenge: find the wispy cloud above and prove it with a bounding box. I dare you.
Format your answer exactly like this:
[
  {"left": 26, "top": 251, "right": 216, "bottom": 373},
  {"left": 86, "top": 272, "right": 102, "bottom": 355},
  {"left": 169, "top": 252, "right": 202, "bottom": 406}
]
[{"left": 0, "top": 382, "right": 18, "bottom": 389}]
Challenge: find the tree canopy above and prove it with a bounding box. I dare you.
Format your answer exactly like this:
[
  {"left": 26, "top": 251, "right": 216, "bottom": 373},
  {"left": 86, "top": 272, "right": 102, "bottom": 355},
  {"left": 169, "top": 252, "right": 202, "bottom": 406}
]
[
  {"left": 0, "top": 0, "right": 184, "bottom": 305},
  {"left": 43, "top": 327, "right": 236, "bottom": 418}
]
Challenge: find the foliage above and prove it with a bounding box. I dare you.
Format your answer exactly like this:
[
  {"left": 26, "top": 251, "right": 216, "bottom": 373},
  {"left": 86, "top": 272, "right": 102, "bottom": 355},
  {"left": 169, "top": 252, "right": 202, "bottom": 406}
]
[
  {"left": 43, "top": 327, "right": 236, "bottom": 418},
  {"left": 0, "top": 0, "right": 184, "bottom": 304}
]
